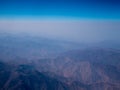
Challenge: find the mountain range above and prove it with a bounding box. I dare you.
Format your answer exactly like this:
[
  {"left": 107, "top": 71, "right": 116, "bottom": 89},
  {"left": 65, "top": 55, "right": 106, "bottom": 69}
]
[{"left": 0, "top": 33, "right": 120, "bottom": 90}]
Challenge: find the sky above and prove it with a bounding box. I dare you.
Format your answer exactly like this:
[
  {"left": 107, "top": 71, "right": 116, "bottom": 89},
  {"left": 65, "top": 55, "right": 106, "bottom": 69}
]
[{"left": 0, "top": 0, "right": 120, "bottom": 43}]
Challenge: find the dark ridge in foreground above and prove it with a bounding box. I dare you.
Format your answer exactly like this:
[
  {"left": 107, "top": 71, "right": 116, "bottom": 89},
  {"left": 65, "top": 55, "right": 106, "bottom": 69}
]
[
  {"left": 0, "top": 62, "right": 68, "bottom": 90},
  {"left": 0, "top": 61, "right": 94, "bottom": 90}
]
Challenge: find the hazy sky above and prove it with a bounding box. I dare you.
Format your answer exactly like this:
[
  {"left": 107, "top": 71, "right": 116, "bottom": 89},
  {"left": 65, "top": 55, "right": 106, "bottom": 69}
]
[{"left": 0, "top": 0, "right": 120, "bottom": 43}]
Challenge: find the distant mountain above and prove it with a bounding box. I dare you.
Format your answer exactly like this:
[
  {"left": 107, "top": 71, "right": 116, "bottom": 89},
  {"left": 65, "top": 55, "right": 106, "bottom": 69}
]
[
  {"left": 0, "top": 33, "right": 120, "bottom": 61},
  {"left": 0, "top": 33, "right": 84, "bottom": 60},
  {"left": 91, "top": 40, "right": 120, "bottom": 49},
  {"left": 56, "top": 48, "right": 120, "bottom": 65}
]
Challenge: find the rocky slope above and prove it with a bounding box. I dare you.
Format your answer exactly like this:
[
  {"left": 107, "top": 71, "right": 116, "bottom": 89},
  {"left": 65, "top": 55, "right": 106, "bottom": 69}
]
[{"left": 32, "top": 48, "right": 120, "bottom": 90}]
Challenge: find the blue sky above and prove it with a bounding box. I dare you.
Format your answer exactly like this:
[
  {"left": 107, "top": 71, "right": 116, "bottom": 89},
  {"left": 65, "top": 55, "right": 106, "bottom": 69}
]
[{"left": 0, "top": 0, "right": 120, "bottom": 19}]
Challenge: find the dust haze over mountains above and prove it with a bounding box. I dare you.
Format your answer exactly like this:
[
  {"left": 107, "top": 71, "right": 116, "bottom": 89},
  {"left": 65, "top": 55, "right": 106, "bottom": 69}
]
[{"left": 0, "top": 20, "right": 120, "bottom": 43}]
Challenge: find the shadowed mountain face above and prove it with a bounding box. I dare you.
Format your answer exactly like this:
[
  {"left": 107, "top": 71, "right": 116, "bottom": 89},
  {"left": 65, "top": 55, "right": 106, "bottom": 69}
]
[
  {"left": 0, "top": 33, "right": 120, "bottom": 90},
  {"left": 0, "top": 62, "right": 69, "bottom": 90}
]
